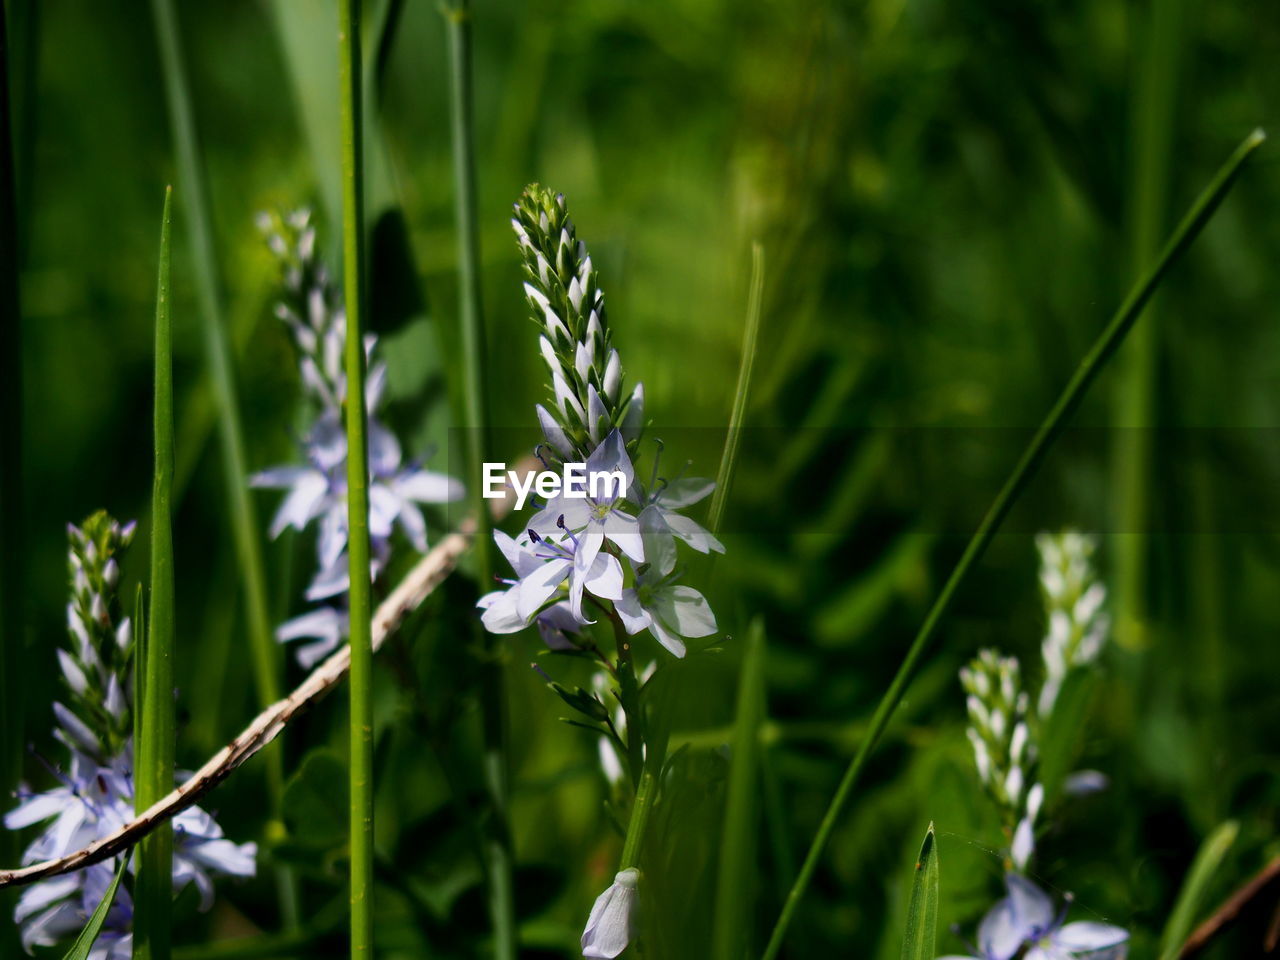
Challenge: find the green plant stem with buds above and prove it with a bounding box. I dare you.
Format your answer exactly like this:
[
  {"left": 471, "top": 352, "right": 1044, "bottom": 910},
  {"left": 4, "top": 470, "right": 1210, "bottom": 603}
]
[
  {"left": 135, "top": 186, "right": 176, "bottom": 960},
  {"left": 760, "top": 128, "right": 1266, "bottom": 960},
  {"left": 443, "top": 3, "right": 514, "bottom": 958},
  {"left": 339, "top": 2, "right": 375, "bottom": 955}
]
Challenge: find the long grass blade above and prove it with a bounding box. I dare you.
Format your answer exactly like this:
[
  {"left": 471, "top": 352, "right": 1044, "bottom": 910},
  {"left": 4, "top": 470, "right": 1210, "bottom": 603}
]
[
  {"left": 338, "top": 2, "right": 376, "bottom": 955},
  {"left": 135, "top": 185, "right": 176, "bottom": 960},
  {"left": 712, "top": 618, "right": 767, "bottom": 960},
  {"left": 708, "top": 242, "right": 765, "bottom": 536},
  {"left": 899, "top": 824, "right": 939, "bottom": 960},
  {"left": 0, "top": 12, "right": 25, "bottom": 953},
  {"left": 1159, "top": 820, "right": 1239, "bottom": 960},
  {"left": 759, "top": 129, "right": 1266, "bottom": 960},
  {"left": 61, "top": 857, "right": 127, "bottom": 960},
  {"left": 148, "top": 0, "right": 284, "bottom": 798},
  {"left": 442, "top": 3, "right": 513, "bottom": 958},
  {"left": 1111, "top": 0, "right": 1186, "bottom": 652}
]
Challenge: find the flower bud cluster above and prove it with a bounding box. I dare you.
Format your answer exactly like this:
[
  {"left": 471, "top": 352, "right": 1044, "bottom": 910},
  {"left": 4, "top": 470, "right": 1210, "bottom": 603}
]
[
  {"left": 61, "top": 511, "right": 137, "bottom": 760},
  {"left": 513, "top": 186, "right": 643, "bottom": 464},
  {"left": 1036, "top": 530, "right": 1109, "bottom": 719}
]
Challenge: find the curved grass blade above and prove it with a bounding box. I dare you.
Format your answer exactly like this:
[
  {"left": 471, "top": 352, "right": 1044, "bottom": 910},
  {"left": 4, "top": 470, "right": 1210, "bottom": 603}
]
[
  {"left": 135, "top": 185, "right": 176, "bottom": 960},
  {"left": 760, "top": 128, "right": 1266, "bottom": 960},
  {"left": 900, "top": 824, "right": 939, "bottom": 960},
  {"left": 709, "top": 242, "right": 765, "bottom": 537},
  {"left": 1160, "top": 820, "right": 1239, "bottom": 960},
  {"left": 712, "top": 618, "right": 767, "bottom": 960},
  {"left": 61, "top": 857, "right": 127, "bottom": 960},
  {"left": 338, "top": 1, "right": 376, "bottom": 954}
]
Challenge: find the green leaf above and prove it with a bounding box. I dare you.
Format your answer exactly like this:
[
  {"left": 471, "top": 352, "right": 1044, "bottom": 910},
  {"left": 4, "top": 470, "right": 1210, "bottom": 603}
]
[
  {"left": 548, "top": 682, "right": 610, "bottom": 722},
  {"left": 1158, "top": 820, "right": 1239, "bottom": 960},
  {"left": 61, "top": 858, "right": 126, "bottom": 960},
  {"left": 135, "top": 185, "right": 176, "bottom": 960},
  {"left": 900, "top": 823, "right": 940, "bottom": 960},
  {"left": 282, "top": 749, "right": 350, "bottom": 852}
]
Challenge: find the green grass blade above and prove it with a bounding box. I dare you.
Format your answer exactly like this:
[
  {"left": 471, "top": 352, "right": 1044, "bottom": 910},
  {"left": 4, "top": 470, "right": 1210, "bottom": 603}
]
[
  {"left": 712, "top": 618, "right": 767, "bottom": 960},
  {"left": 0, "top": 14, "right": 25, "bottom": 953},
  {"left": 135, "top": 185, "right": 176, "bottom": 960},
  {"left": 338, "top": 2, "right": 376, "bottom": 955},
  {"left": 61, "top": 858, "right": 128, "bottom": 960},
  {"left": 149, "top": 0, "right": 283, "bottom": 799},
  {"left": 0, "top": 0, "right": 25, "bottom": 856},
  {"left": 1159, "top": 820, "right": 1239, "bottom": 960},
  {"left": 1111, "top": 0, "right": 1186, "bottom": 652},
  {"left": 759, "top": 128, "right": 1266, "bottom": 960},
  {"left": 442, "top": 3, "right": 513, "bottom": 958},
  {"left": 900, "top": 824, "right": 939, "bottom": 960},
  {"left": 708, "top": 242, "right": 765, "bottom": 537}
]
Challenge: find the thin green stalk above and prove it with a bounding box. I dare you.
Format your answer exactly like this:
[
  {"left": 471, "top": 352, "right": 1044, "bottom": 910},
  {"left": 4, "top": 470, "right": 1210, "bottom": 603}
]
[
  {"left": 338, "top": 2, "right": 375, "bottom": 955},
  {"left": 442, "top": 3, "right": 512, "bottom": 958},
  {"left": 618, "top": 684, "right": 674, "bottom": 871},
  {"left": 1112, "top": 0, "right": 1186, "bottom": 651},
  {"left": 708, "top": 242, "right": 765, "bottom": 536},
  {"left": 148, "top": 0, "right": 283, "bottom": 801},
  {"left": 135, "top": 186, "right": 176, "bottom": 960},
  {"left": 712, "top": 619, "right": 766, "bottom": 960},
  {"left": 0, "top": 12, "right": 26, "bottom": 952},
  {"left": 759, "top": 130, "right": 1265, "bottom": 960}
]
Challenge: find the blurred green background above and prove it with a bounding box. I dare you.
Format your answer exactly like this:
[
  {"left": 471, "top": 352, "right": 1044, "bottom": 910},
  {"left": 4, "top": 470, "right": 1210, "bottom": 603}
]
[{"left": 5, "top": 0, "right": 1280, "bottom": 956}]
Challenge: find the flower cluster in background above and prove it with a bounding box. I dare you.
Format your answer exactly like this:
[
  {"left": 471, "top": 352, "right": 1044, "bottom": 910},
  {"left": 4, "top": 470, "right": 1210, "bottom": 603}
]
[
  {"left": 948, "top": 530, "right": 1125, "bottom": 960},
  {"left": 5, "top": 513, "right": 255, "bottom": 958},
  {"left": 252, "top": 210, "right": 463, "bottom": 667}
]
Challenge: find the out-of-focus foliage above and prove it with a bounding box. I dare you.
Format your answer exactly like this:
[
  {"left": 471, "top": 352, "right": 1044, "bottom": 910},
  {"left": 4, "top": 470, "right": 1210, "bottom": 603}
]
[{"left": 8, "top": 0, "right": 1280, "bottom": 957}]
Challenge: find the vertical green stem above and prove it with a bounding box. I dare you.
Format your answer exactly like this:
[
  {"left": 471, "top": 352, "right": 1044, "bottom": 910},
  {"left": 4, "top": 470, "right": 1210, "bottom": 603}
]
[
  {"left": 1112, "top": 0, "right": 1185, "bottom": 651},
  {"left": 338, "top": 2, "right": 375, "bottom": 955},
  {"left": 0, "top": 15, "right": 26, "bottom": 953},
  {"left": 135, "top": 187, "right": 176, "bottom": 960},
  {"left": 148, "top": 0, "right": 284, "bottom": 799},
  {"left": 759, "top": 131, "right": 1264, "bottom": 960},
  {"left": 442, "top": 4, "right": 512, "bottom": 958}
]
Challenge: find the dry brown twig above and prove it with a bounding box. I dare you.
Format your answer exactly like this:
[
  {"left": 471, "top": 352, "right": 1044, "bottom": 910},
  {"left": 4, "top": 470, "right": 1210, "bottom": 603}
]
[
  {"left": 1178, "top": 854, "right": 1280, "bottom": 958},
  {"left": 0, "top": 465, "right": 529, "bottom": 890}
]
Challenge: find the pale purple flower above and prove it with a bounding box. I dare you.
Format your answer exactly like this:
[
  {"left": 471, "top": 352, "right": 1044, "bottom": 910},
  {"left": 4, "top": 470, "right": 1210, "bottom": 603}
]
[
  {"left": 615, "top": 566, "right": 717, "bottom": 659},
  {"left": 478, "top": 529, "right": 624, "bottom": 632},
  {"left": 942, "top": 874, "right": 1128, "bottom": 960},
  {"left": 581, "top": 868, "right": 640, "bottom": 959},
  {"left": 275, "top": 606, "right": 349, "bottom": 669},
  {"left": 528, "top": 430, "right": 645, "bottom": 567},
  {"left": 636, "top": 475, "right": 723, "bottom": 576}
]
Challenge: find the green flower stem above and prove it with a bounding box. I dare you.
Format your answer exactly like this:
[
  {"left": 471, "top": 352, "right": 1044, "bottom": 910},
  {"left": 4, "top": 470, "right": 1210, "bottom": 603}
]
[
  {"left": 443, "top": 4, "right": 513, "bottom": 958},
  {"left": 338, "top": 2, "right": 375, "bottom": 955},
  {"left": 0, "top": 13, "right": 24, "bottom": 952},
  {"left": 135, "top": 186, "right": 176, "bottom": 960},
  {"left": 148, "top": 0, "right": 284, "bottom": 801},
  {"left": 618, "top": 682, "right": 673, "bottom": 872},
  {"left": 760, "top": 129, "right": 1265, "bottom": 960}
]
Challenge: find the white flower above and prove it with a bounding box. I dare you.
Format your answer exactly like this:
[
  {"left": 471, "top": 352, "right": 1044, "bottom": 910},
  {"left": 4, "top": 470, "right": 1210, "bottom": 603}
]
[
  {"left": 581, "top": 868, "right": 640, "bottom": 959},
  {"left": 615, "top": 567, "right": 717, "bottom": 659}
]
